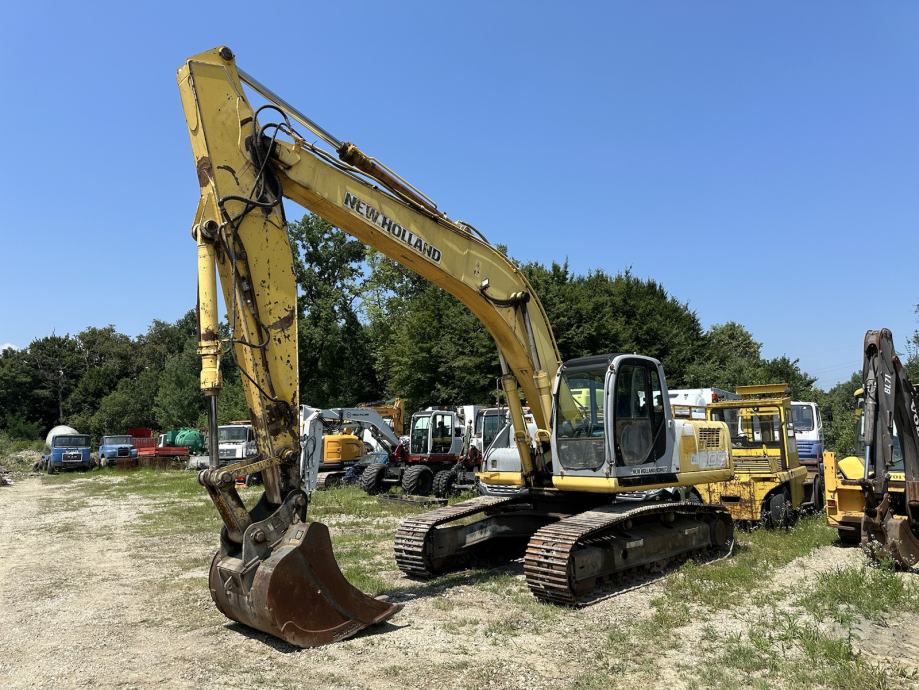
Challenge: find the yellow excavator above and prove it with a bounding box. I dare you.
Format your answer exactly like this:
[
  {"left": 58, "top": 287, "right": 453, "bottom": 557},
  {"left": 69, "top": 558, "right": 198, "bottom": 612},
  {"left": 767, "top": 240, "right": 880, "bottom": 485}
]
[
  {"left": 359, "top": 398, "right": 405, "bottom": 437},
  {"left": 179, "top": 46, "right": 735, "bottom": 648}
]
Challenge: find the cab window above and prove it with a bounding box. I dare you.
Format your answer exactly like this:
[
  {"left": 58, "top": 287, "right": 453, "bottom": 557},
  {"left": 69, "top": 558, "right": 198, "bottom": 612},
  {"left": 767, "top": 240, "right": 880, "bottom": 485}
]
[
  {"left": 431, "top": 413, "right": 452, "bottom": 454},
  {"left": 481, "top": 413, "right": 505, "bottom": 451},
  {"left": 410, "top": 415, "right": 430, "bottom": 454},
  {"left": 613, "top": 362, "right": 666, "bottom": 466},
  {"left": 555, "top": 366, "right": 607, "bottom": 470}
]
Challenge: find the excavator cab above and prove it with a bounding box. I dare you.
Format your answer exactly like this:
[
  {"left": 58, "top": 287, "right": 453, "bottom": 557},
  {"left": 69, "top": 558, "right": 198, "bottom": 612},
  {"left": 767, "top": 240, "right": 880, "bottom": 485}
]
[{"left": 550, "top": 355, "right": 731, "bottom": 489}]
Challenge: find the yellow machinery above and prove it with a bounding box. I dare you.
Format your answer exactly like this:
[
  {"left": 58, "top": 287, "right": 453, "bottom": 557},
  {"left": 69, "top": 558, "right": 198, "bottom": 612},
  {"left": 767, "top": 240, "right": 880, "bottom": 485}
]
[
  {"left": 359, "top": 398, "right": 405, "bottom": 437},
  {"left": 323, "top": 434, "right": 364, "bottom": 463},
  {"left": 825, "top": 452, "right": 906, "bottom": 544},
  {"left": 855, "top": 329, "right": 919, "bottom": 565},
  {"left": 301, "top": 406, "right": 403, "bottom": 489},
  {"left": 699, "top": 385, "right": 808, "bottom": 525},
  {"left": 179, "top": 46, "right": 735, "bottom": 648},
  {"left": 825, "top": 384, "right": 908, "bottom": 544}
]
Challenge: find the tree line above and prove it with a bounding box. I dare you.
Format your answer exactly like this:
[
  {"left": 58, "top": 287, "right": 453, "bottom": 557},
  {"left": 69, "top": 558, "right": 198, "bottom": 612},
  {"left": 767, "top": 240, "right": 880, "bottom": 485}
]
[{"left": 1, "top": 214, "right": 916, "bottom": 456}]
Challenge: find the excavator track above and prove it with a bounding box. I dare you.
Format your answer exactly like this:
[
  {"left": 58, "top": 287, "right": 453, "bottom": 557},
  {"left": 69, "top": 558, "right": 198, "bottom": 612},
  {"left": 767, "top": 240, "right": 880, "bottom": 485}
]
[
  {"left": 316, "top": 471, "right": 345, "bottom": 490},
  {"left": 394, "top": 495, "right": 525, "bottom": 578},
  {"left": 524, "top": 501, "right": 733, "bottom": 605}
]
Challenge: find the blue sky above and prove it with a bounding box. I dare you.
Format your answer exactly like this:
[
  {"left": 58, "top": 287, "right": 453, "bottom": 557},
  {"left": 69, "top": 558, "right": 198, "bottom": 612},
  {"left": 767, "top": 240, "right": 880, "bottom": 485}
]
[{"left": 0, "top": 2, "right": 916, "bottom": 388}]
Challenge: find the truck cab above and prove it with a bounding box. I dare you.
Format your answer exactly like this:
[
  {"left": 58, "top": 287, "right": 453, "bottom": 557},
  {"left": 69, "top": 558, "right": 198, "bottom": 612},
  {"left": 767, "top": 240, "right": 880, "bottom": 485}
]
[
  {"left": 43, "top": 427, "right": 92, "bottom": 473},
  {"left": 217, "top": 423, "right": 257, "bottom": 464},
  {"left": 98, "top": 434, "right": 138, "bottom": 467},
  {"left": 791, "top": 401, "right": 824, "bottom": 509},
  {"left": 668, "top": 388, "right": 739, "bottom": 420}
]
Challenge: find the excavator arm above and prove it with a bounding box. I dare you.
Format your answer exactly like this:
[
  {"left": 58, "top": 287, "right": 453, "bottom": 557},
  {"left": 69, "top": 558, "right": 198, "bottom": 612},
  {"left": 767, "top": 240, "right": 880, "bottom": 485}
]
[
  {"left": 178, "top": 46, "right": 560, "bottom": 647},
  {"left": 860, "top": 328, "right": 919, "bottom": 565},
  {"left": 180, "top": 47, "right": 560, "bottom": 491}
]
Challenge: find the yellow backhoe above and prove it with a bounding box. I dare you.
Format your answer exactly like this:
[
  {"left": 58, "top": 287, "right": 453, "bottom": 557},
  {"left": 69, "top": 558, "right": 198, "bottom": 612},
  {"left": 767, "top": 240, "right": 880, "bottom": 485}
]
[{"left": 179, "top": 46, "right": 735, "bottom": 648}]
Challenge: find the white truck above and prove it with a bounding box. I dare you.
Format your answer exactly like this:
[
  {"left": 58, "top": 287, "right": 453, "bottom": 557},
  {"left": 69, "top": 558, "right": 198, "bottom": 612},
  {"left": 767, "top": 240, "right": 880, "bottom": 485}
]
[
  {"left": 217, "top": 422, "right": 257, "bottom": 464},
  {"left": 791, "top": 400, "right": 825, "bottom": 510},
  {"left": 667, "top": 388, "right": 738, "bottom": 420}
]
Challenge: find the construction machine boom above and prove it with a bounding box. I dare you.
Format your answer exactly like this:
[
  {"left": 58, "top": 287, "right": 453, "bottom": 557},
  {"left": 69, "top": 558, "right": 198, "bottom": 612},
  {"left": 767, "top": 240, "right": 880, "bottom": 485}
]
[
  {"left": 358, "top": 398, "right": 406, "bottom": 437},
  {"left": 859, "top": 329, "right": 919, "bottom": 565},
  {"left": 178, "top": 46, "right": 735, "bottom": 648}
]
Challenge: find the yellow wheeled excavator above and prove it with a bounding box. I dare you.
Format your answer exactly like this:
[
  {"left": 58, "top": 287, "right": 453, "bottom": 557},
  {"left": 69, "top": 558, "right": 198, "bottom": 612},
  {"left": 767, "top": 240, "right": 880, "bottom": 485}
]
[{"left": 178, "top": 46, "right": 736, "bottom": 648}]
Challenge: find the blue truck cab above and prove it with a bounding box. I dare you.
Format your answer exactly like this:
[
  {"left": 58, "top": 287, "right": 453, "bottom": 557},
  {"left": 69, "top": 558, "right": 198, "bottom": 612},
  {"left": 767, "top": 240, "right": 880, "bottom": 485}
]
[
  {"left": 98, "top": 434, "right": 138, "bottom": 466},
  {"left": 43, "top": 426, "right": 93, "bottom": 473}
]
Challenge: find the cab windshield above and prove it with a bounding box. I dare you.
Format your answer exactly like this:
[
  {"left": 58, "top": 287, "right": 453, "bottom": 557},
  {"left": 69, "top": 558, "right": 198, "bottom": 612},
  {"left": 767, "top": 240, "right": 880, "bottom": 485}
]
[
  {"left": 710, "top": 406, "right": 784, "bottom": 451},
  {"left": 54, "top": 435, "right": 90, "bottom": 448},
  {"left": 555, "top": 366, "right": 606, "bottom": 469},
  {"left": 102, "top": 435, "right": 131, "bottom": 445},
  {"left": 791, "top": 404, "right": 815, "bottom": 432},
  {"left": 218, "top": 427, "right": 249, "bottom": 442},
  {"left": 477, "top": 411, "right": 506, "bottom": 451},
  {"left": 410, "top": 415, "right": 430, "bottom": 454}
]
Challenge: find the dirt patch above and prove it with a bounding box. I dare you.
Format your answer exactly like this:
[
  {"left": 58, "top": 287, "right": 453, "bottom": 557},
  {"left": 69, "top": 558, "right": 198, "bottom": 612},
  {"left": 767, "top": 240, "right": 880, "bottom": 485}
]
[{"left": 1, "top": 476, "right": 916, "bottom": 689}]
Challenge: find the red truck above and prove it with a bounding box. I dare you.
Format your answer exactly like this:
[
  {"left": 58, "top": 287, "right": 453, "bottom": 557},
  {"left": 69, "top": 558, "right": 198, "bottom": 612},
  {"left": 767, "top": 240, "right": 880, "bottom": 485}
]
[{"left": 128, "top": 428, "right": 189, "bottom": 468}]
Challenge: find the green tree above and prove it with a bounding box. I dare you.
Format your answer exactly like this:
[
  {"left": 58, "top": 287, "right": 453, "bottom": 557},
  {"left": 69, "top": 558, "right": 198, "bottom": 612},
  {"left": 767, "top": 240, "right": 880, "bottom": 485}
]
[
  {"left": 522, "top": 263, "right": 705, "bottom": 384},
  {"left": 288, "top": 214, "right": 380, "bottom": 407},
  {"left": 905, "top": 305, "right": 919, "bottom": 381},
  {"left": 153, "top": 343, "right": 204, "bottom": 428},
  {"left": 90, "top": 369, "right": 161, "bottom": 435},
  {"left": 761, "top": 355, "right": 818, "bottom": 401},
  {"left": 66, "top": 326, "right": 140, "bottom": 431},
  {"left": 684, "top": 322, "right": 766, "bottom": 389},
  {"left": 25, "top": 334, "right": 84, "bottom": 428},
  {"left": 819, "top": 372, "right": 862, "bottom": 457},
  {"left": 0, "top": 347, "right": 43, "bottom": 436}
]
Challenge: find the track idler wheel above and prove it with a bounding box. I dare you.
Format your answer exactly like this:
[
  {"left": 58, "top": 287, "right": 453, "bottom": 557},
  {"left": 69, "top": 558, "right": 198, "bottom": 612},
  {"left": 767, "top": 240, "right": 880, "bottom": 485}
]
[{"left": 209, "top": 520, "right": 401, "bottom": 647}]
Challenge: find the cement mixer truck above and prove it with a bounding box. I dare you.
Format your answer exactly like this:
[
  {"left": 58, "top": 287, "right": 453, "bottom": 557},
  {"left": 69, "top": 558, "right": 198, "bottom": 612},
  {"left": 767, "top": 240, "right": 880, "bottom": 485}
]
[{"left": 41, "top": 425, "right": 93, "bottom": 473}]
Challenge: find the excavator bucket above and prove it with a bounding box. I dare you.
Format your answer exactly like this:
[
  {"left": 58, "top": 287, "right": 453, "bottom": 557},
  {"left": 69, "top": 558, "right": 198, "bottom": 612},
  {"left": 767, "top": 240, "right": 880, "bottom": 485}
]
[
  {"left": 879, "top": 514, "right": 919, "bottom": 567},
  {"left": 863, "top": 489, "right": 919, "bottom": 568},
  {"left": 209, "top": 521, "right": 401, "bottom": 647}
]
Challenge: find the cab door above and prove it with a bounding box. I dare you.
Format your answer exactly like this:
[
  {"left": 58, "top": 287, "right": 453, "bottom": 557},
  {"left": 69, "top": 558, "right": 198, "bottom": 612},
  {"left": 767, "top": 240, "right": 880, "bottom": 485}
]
[
  {"left": 429, "top": 411, "right": 457, "bottom": 456},
  {"left": 608, "top": 357, "right": 674, "bottom": 482}
]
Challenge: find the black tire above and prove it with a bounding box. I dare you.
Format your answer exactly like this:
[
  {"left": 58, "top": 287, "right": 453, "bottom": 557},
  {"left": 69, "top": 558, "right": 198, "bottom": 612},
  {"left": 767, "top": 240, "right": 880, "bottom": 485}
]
[
  {"left": 838, "top": 528, "right": 860, "bottom": 545},
  {"left": 46, "top": 462, "right": 56, "bottom": 475},
  {"left": 811, "top": 475, "right": 824, "bottom": 513},
  {"left": 402, "top": 465, "right": 434, "bottom": 496},
  {"left": 361, "top": 464, "right": 387, "bottom": 495},
  {"left": 764, "top": 491, "right": 791, "bottom": 528},
  {"left": 432, "top": 470, "right": 456, "bottom": 498}
]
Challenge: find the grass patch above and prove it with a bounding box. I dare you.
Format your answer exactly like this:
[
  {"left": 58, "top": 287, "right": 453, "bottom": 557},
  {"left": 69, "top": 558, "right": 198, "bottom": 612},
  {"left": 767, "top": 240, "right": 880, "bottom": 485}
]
[
  {"left": 442, "top": 616, "right": 479, "bottom": 634},
  {"left": 483, "top": 618, "right": 524, "bottom": 638},
  {"left": 310, "top": 486, "right": 422, "bottom": 520},
  {"left": 799, "top": 565, "right": 919, "bottom": 625},
  {"left": 657, "top": 515, "right": 835, "bottom": 611},
  {"left": 689, "top": 609, "right": 919, "bottom": 690}
]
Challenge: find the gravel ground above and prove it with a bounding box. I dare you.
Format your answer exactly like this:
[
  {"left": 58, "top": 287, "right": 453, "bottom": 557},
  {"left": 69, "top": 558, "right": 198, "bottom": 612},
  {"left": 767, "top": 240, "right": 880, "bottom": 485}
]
[{"left": 0, "top": 475, "right": 915, "bottom": 689}]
